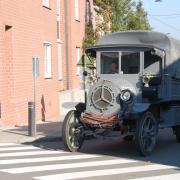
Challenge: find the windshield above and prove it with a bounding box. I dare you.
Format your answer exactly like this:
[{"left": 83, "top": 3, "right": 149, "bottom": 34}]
[
  {"left": 100, "top": 51, "right": 140, "bottom": 75},
  {"left": 121, "top": 52, "right": 140, "bottom": 74},
  {"left": 101, "top": 52, "right": 119, "bottom": 74}
]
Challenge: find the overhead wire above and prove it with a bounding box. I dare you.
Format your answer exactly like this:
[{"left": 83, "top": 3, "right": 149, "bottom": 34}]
[
  {"left": 149, "top": 13, "right": 180, "bottom": 17},
  {"left": 148, "top": 14, "right": 180, "bottom": 33}
]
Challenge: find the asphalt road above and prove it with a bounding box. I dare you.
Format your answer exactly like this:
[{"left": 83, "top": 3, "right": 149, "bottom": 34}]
[{"left": 0, "top": 128, "right": 180, "bottom": 180}]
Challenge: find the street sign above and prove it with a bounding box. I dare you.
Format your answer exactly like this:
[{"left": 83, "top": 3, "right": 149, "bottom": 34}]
[{"left": 32, "top": 57, "right": 39, "bottom": 78}]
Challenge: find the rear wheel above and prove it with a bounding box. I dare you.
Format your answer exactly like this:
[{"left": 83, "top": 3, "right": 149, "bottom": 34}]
[
  {"left": 173, "top": 125, "right": 180, "bottom": 143},
  {"left": 135, "top": 112, "right": 158, "bottom": 156},
  {"left": 62, "top": 110, "right": 85, "bottom": 152}
]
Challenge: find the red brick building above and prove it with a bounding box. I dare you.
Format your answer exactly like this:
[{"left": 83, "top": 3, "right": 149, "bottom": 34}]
[{"left": 0, "top": 0, "right": 86, "bottom": 127}]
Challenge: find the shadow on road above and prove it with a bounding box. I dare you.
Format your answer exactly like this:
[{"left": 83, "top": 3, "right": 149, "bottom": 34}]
[{"left": 24, "top": 128, "right": 180, "bottom": 169}]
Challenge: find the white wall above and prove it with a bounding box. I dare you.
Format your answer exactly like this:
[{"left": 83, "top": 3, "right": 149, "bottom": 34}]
[{"left": 59, "top": 88, "right": 85, "bottom": 120}]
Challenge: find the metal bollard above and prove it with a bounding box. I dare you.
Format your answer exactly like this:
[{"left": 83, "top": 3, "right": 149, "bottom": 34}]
[{"left": 28, "top": 102, "right": 36, "bottom": 136}]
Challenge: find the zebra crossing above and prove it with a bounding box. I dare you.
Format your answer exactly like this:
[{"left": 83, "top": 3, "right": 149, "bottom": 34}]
[{"left": 0, "top": 142, "right": 179, "bottom": 180}]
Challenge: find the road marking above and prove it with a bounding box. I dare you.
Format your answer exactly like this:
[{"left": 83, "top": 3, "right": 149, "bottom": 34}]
[
  {"left": 34, "top": 164, "right": 176, "bottom": 180},
  {"left": 0, "top": 154, "right": 100, "bottom": 165},
  {"left": 131, "top": 173, "right": 180, "bottom": 180},
  {"left": 0, "top": 143, "right": 19, "bottom": 146},
  {"left": 0, "top": 146, "right": 40, "bottom": 151},
  {"left": 0, "top": 150, "right": 68, "bottom": 158},
  {"left": 1, "top": 158, "right": 138, "bottom": 174}
]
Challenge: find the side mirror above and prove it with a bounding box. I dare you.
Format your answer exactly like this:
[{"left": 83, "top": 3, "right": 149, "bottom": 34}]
[{"left": 83, "top": 71, "right": 88, "bottom": 76}]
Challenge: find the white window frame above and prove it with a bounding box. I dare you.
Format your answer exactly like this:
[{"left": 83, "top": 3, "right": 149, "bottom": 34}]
[
  {"left": 42, "top": 0, "right": 49, "bottom": 8},
  {"left": 76, "top": 47, "right": 81, "bottom": 75},
  {"left": 74, "top": 0, "right": 79, "bottom": 21},
  {"left": 56, "top": 0, "right": 60, "bottom": 15},
  {"left": 44, "top": 42, "right": 52, "bottom": 78},
  {"left": 57, "top": 42, "right": 63, "bottom": 80}
]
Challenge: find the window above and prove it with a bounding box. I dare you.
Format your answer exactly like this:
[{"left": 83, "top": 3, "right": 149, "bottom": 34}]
[
  {"left": 43, "top": 0, "right": 49, "bottom": 8},
  {"left": 44, "top": 43, "right": 52, "bottom": 78},
  {"left": 101, "top": 52, "right": 119, "bottom": 74},
  {"left": 56, "top": 0, "right": 60, "bottom": 15},
  {"left": 76, "top": 47, "right": 81, "bottom": 75},
  {"left": 56, "top": 0, "right": 60, "bottom": 40},
  {"left": 85, "top": 0, "right": 90, "bottom": 23},
  {"left": 57, "top": 43, "right": 62, "bottom": 80},
  {"left": 144, "top": 50, "right": 161, "bottom": 75},
  {"left": 74, "top": 0, "right": 79, "bottom": 20},
  {"left": 57, "top": 20, "right": 60, "bottom": 40},
  {"left": 86, "top": 0, "right": 90, "bottom": 17},
  {"left": 121, "top": 52, "right": 140, "bottom": 74}
]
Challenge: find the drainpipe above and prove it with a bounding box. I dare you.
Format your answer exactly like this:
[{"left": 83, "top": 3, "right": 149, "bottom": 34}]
[{"left": 64, "top": 0, "right": 70, "bottom": 90}]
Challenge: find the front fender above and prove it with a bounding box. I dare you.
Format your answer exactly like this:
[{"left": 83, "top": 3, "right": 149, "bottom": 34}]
[
  {"left": 132, "top": 103, "right": 151, "bottom": 113},
  {"left": 75, "top": 103, "right": 86, "bottom": 116},
  {"left": 120, "top": 103, "right": 151, "bottom": 120}
]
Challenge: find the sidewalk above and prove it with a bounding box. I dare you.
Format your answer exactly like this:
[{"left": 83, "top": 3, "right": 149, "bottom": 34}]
[{"left": 0, "top": 118, "right": 64, "bottom": 143}]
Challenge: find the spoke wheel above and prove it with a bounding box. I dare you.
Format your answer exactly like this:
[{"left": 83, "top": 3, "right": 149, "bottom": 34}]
[
  {"left": 135, "top": 112, "right": 158, "bottom": 156},
  {"left": 173, "top": 125, "right": 180, "bottom": 143},
  {"left": 62, "top": 110, "right": 84, "bottom": 152}
]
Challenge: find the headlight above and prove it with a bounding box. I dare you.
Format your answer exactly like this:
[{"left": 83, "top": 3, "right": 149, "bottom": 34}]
[{"left": 120, "top": 90, "right": 132, "bottom": 102}]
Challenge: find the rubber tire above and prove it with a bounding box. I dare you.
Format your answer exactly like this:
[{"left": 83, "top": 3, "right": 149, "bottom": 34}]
[
  {"left": 123, "top": 135, "right": 134, "bottom": 142},
  {"left": 135, "top": 112, "right": 158, "bottom": 156},
  {"left": 62, "top": 110, "right": 84, "bottom": 152},
  {"left": 173, "top": 125, "right": 180, "bottom": 143}
]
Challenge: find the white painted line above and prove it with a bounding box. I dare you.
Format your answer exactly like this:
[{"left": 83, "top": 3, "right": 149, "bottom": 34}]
[
  {"left": 1, "top": 158, "right": 138, "bottom": 174},
  {"left": 34, "top": 164, "right": 176, "bottom": 180},
  {"left": 0, "top": 146, "right": 40, "bottom": 151},
  {"left": 0, "top": 154, "right": 100, "bottom": 165},
  {"left": 0, "top": 143, "right": 19, "bottom": 146},
  {"left": 0, "top": 150, "right": 68, "bottom": 158},
  {"left": 132, "top": 173, "right": 180, "bottom": 180}
]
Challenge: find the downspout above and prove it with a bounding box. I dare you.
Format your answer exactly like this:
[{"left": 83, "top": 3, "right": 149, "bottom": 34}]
[{"left": 64, "top": 0, "right": 70, "bottom": 90}]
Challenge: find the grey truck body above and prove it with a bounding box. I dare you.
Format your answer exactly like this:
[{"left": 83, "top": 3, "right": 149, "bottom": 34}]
[{"left": 85, "top": 31, "right": 180, "bottom": 128}]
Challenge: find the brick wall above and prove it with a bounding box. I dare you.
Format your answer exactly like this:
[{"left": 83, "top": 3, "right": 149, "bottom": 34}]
[
  {"left": 0, "top": 0, "right": 85, "bottom": 127},
  {"left": 68, "top": 0, "right": 85, "bottom": 89}
]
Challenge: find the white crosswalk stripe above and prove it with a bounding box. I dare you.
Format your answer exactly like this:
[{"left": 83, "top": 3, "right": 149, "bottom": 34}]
[
  {"left": 0, "top": 154, "right": 99, "bottom": 165},
  {"left": 131, "top": 173, "right": 180, "bottom": 180},
  {"left": 1, "top": 159, "right": 138, "bottom": 174},
  {"left": 34, "top": 164, "right": 177, "bottom": 180},
  {"left": 0, "top": 143, "right": 179, "bottom": 180},
  {"left": 0, "top": 149, "right": 68, "bottom": 157},
  {"left": 0, "top": 146, "right": 40, "bottom": 151},
  {"left": 0, "top": 143, "right": 20, "bottom": 146}
]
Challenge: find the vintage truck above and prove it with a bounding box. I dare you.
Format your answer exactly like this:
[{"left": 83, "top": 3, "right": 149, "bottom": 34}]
[{"left": 62, "top": 31, "right": 180, "bottom": 156}]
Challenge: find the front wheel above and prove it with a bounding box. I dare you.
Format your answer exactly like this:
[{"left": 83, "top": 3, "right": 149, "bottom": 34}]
[
  {"left": 135, "top": 112, "right": 158, "bottom": 156},
  {"left": 173, "top": 125, "right": 180, "bottom": 143},
  {"left": 62, "top": 110, "right": 85, "bottom": 152}
]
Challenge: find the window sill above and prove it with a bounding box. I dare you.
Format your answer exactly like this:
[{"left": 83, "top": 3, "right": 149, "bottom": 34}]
[
  {"left": 44, "top": 41, "right": 52, "bottom": 45},
  {"left": 75, "top": 19, "right": 80, "bottom": 22},
  {"left": 58, "top": 78, "right": 63, "bottom": 81},
  {"left": 57, "top": 39, "right": 63, "bottom": 43},
  {"left": 42, "top": 5, "right": 51, "bottom": 10},
  {"left": 44, "top": 77, "right": 53, "bottom": 79}
]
